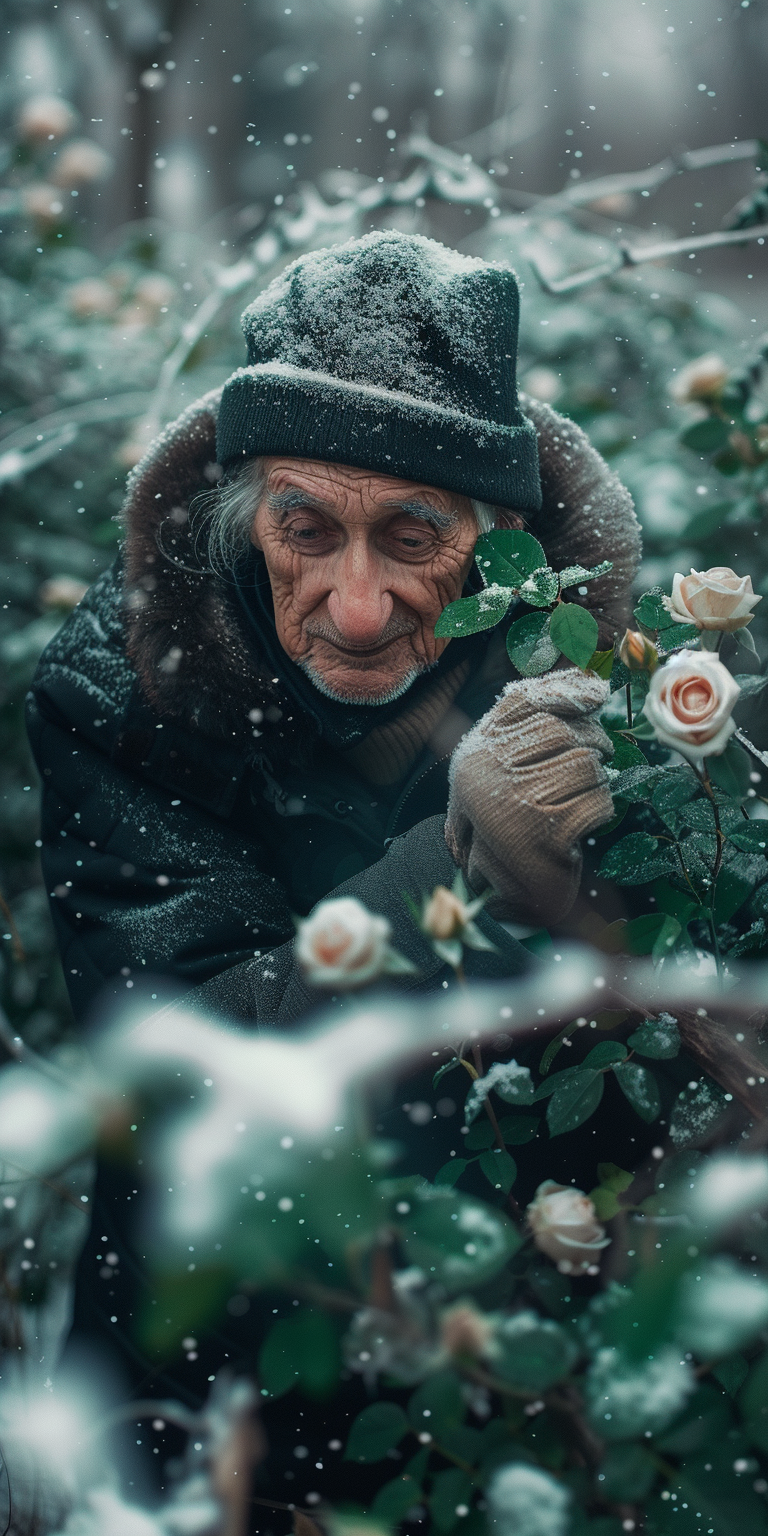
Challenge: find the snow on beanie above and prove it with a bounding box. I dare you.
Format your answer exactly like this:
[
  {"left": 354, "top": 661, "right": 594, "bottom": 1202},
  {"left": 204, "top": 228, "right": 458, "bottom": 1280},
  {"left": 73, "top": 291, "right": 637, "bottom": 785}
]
[{"left": 216, "top": 229, "right": 542, "bottom": 513}]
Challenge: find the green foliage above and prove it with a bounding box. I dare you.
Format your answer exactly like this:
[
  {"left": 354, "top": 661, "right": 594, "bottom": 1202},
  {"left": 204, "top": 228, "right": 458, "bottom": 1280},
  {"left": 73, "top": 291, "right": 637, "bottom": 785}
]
[
  {"left": 506, "top": 610, "right": 558, "bottom": 674},
  {"left": 627, "top": 1015, "right": 681, "bottom": 1059},
  {"left": 549, "top": 602, "right": 600, "bottom": 667},
  {"left": 258, "top": 1308, "right": 340, "bottom": 1399},
  {"left": 345, "top": 1402, "right": 410, "bottom": 1462}
]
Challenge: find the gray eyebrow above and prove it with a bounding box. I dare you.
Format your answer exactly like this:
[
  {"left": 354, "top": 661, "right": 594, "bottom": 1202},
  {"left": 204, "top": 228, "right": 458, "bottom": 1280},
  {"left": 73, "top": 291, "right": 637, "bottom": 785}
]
[
  {"left": 393, "top": 499, "right": 455, "bottom": 530},
  {"left": 266, "top": 487, "right": 455, "bottom": 530}
]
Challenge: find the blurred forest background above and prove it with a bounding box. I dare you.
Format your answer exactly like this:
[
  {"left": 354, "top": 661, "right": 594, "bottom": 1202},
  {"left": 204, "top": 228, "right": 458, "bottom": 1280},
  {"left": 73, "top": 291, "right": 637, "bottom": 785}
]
[{"left": 2, "top": 0, "right": 768, "bottom": 1044}]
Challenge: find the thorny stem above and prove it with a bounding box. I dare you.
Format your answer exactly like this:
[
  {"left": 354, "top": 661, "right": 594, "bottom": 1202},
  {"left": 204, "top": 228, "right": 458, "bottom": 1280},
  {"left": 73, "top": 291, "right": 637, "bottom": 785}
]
[
  {"left": 694, "top": 763, "right": 725, "bottom": 979},
  {"left": 471, "top": 1045, "right": 523, "bottom": 1218},
  {"left": 625, "top": 682, "right": 633, "bottom": 730}
]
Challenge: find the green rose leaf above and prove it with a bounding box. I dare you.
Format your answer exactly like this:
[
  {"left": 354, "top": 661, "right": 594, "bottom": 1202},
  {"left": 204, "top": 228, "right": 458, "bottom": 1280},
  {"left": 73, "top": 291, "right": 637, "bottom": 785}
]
[
  {"left": 435, "top": 586, "right": 512, "bottom": 638},
  {"left": 478, "top": 1146, "right": 517, "bottom": 1193},
  {"left": 429, "top": 1468, "right": 475, "bottom": 1533},
  {"left": 506, "top": 609, "right": 559, "bottom": 675},
  {"left": 713, "top": 1354, "right": 749, "bottom": 1397},
  {"left": 613, "top": 1060, "right": 661, "bottom": 1122},
  {"left": 549, "top": 602, "right": 600, "bottom": 668},
  {"left": 680, "top": 416, "right": 732, "bottom": 454},
  {"left": 588, "top": 647, "right": 615, "bottom": 680},
  {"left": 372, "top": 1474, "right": 424, "bottom": 1522},
  {"left": 634, "top": 586, "right": 675, "bottom": 632},
  {"left": 598, "top": 1443, "right": 657, "bottom": 1502},
  {"left": 494, "top": 1311, "right": 579, "bottom": 1392},
  {"left": 433, "top": 1057, "right": 462, "bottom": 1090},
  {"left": 656, "top": 621, "right": 701, "bottom": 654},
  {"left": 518, "top": 566, "right": 559, "bottom": 607},
  {"left": 475, "top": 529, "right": 547, "bottom": 582},
  {"left": 623, "top": 911, "right": 681, "bottom": 958},
  {"left": 345, "top": 1400, "right": 410, "bottom": 1462},
  {"left": 583, "top": 1042, "right": 628, "bottom": 1069},
  {"left": 434, "top": 1158, "right": 469, "bottom": 1187},
  {"left": 707, "top": 741, "right": 752, "bottom": 799},
  {"left": 258, "top": 1308, "right": 341, "bottom": 1400},
  {"left": 599, "top": 831, "right": 674, "bottom": 885},
  {"left": 408, "top": 1369, "right": 465, "bottom": 1438},
  {"left": 605, "top": 730, "right": 648, "bottom": 771},
  {"left": 732, "top": 673, "right": 768, "bottom": 699},
  {"left": 728, "top": 821, "right": 768, "bottom": 853},
  {"left": 386, "top": 1178, "right": 520, "bottom": 1291},
  {"left": 497, "top": 1113, "right": 540, "bottom": 1144},
  {"left": 627, "top": 1014, "right": 681, "bottom": 1059},
  {"left": 558, "top": 559, "right": 614, "bottom": 588},
  {"left": 546, "top": 1067, "right": 604, "bottom": 1137},
  {"left": 505, "top": 609, "right": 558, "bottom": 673}
]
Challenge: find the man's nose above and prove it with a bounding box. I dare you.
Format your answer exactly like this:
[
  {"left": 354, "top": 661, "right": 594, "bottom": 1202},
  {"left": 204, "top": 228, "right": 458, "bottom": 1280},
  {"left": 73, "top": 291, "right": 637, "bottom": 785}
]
[{"left": 326, "top": 547, "right": 394, "bottom": 644}]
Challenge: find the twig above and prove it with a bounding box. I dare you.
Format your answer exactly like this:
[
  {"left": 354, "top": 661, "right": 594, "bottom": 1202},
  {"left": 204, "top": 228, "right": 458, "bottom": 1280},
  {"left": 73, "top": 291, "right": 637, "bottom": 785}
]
[
  {"left": 0, "top": 892, "right": 24, "bottom": 963},
  {"left": 530, "top": 220, "right": 768, "bottom": 296}
]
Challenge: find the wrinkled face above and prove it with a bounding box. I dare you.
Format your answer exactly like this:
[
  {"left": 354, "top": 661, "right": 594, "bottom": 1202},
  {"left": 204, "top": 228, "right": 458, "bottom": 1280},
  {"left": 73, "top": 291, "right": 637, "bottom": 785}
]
[{"left": 251, "top": 458, "right": 480, "bottom": 704}]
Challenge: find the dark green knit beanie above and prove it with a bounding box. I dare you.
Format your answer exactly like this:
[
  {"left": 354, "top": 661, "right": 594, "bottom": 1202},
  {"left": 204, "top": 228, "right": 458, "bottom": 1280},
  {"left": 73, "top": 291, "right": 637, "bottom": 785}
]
[{"left": 216, "top": 229, "right": 542, "bottom": 513}]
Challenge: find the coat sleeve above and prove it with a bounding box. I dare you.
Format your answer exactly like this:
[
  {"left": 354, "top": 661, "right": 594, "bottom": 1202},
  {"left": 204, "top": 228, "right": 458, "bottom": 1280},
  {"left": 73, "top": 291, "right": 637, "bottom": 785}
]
[
  {"left": 27, "top": 574, "right": 530, "bottom": 1025},
  {"left": 27, "top": 684, "right": 529, "bottom": 1025}
]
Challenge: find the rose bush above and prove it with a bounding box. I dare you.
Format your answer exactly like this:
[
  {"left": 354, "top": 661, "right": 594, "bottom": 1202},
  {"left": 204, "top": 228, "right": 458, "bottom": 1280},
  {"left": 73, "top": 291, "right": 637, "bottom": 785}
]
[
  {"left": 663, "top": 565, "right": 762, "bottom": 631},
  {"left": 527, "top": 1180, "right": 610, "bottom": 1275},
  {"left": 295, "top": 896, "right": 413, "bottom": 989},
  {"left": 643, "top": 648, "right": 741, "bottom": 762}
]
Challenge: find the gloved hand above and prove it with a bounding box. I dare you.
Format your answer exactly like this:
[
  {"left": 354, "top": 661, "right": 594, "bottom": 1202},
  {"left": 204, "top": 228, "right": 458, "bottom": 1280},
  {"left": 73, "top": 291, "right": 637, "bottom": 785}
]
[{"left": 445, "top": 670, "right": 614, "bottom": 926}]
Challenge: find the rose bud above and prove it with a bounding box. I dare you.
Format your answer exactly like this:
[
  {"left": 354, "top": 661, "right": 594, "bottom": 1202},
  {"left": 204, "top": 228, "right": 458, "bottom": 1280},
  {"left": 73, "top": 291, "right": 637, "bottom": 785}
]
[
  {"left": 663, "top": 566, "right": 762, "bottom": 632},
  {"left": 22, "top": 184, "right": 65, "bottom": 224},
  {"left": 619, "top": 628, "right": 658, "bottom": 673},
  {"left": 644, "top": 650, "right": 741, "bottom": 764},
  {"left": 439, "top": 1302, "right": 495, "bottom": 1360},
  {"left": 527, "top": 1180, "right": 610, "bottom": 1275},
  {"left": 669, "top": 353, "right": 729, "bottom": 404},
  {"left": 295, "top": 897, "right": 414, "bottom": 990},
  {"left": 67, "top": 279, "right": 118, "bottom": 320},
  {"left": 422, "top": 885, "right": 469, "bottom": 941},
  {"left": 52, "top": 140, "right": 112, "bottom": 188},
  {"left": 17, "top": 95, "right": 77, "bottom": 143},
  {"left": 38, "top": 576, "right": 89, "bottom": 612}
]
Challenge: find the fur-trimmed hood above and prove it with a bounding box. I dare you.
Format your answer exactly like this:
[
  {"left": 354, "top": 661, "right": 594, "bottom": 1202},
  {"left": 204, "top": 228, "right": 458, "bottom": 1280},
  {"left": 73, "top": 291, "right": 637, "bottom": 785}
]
[{"left": 121, "top": 389, "right": 641, "bottom": 760}]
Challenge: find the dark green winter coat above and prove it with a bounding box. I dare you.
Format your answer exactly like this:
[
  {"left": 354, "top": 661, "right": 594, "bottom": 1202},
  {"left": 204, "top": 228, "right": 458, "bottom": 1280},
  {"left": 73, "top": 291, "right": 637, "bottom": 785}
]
[{"left": 26, "top": 388, "right": 639, "bottom": 1028}]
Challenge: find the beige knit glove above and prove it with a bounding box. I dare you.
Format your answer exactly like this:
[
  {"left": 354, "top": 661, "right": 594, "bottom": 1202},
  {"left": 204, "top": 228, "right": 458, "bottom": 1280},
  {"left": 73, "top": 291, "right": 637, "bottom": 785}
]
[{"left": 445, "top": 670, "right": 614, "bottom": 926}]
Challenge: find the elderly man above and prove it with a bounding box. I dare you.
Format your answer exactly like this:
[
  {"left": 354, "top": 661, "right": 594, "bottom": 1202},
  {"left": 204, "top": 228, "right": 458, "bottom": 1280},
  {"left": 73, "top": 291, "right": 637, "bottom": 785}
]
[{"left": 28, "top": 230, "right": 640, "bottom": 1025}]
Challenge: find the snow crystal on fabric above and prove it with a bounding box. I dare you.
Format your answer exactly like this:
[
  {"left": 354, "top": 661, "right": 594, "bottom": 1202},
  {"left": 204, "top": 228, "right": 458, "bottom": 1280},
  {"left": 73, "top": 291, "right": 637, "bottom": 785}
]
[{"left": 240, "top": 230, "right": 514, "bottom": 418}]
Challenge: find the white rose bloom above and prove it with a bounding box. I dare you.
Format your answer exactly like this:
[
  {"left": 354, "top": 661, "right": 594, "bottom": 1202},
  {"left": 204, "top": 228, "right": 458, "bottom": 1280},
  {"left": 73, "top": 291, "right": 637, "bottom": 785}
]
[
  {"left": 487, "top": 1463, "right": 570, "bottom": 1536},
  {"left": 644, "top": 650, "right": 741, "bottom": 763},
  {"left": 526, "top": 1180, "right": 610, "bottom": 1275},
  {"left": 664, "top": 566, "right": 762, "bottom": 631},
  {"left": 295, "top": 896, "right": 413, "bottom": 989},
  {"left": 669, "top": 353, "right": 729, "bottom": 403}
]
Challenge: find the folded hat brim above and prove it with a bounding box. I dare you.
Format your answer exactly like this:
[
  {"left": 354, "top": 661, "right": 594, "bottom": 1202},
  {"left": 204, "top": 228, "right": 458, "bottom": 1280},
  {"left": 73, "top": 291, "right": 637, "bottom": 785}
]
[{"left": 216, "top": 362, "right": 542, "bottom": 513}]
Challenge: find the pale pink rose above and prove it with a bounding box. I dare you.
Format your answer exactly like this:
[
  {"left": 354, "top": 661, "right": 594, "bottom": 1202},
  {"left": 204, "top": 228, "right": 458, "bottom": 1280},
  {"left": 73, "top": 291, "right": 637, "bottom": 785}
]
[
  {"left": 527, "top": 1180, "right": 610, "bottom": 1275},
  {"left": 17, "top": 96, "right": 76, "bottom": 143},
  {"left": 295, "top": 897, "right": 413, "bottom": 990},
  {"left": 644, "top": 650, "right": 741, "bottom": 763},
  {"left": 22, "top": 184, "right": 65, "bottom": 223},
  {"left": 52, "top": 140, "right": 112, "bottom": 187},
  {"left": 67, "top": 279, "right": 118, "bottom": 319},
  {"left": 38, "top": 577, "right": 88, "bottom": 612},
  {"left": 669, "top": 353, "right": 729, "bottom": 404},
  {"left": 439, "top": 1302, "right": 495, "bottom": 1359},
  {"left": 664, "top": 567, "right": 762, "bottom": 632}
]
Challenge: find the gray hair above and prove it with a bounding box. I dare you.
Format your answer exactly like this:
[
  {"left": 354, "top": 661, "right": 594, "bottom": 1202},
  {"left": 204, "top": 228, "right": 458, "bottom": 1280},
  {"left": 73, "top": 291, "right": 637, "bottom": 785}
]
[{"left": 199, "top": 457, "right": 498, "bottom": 573}]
